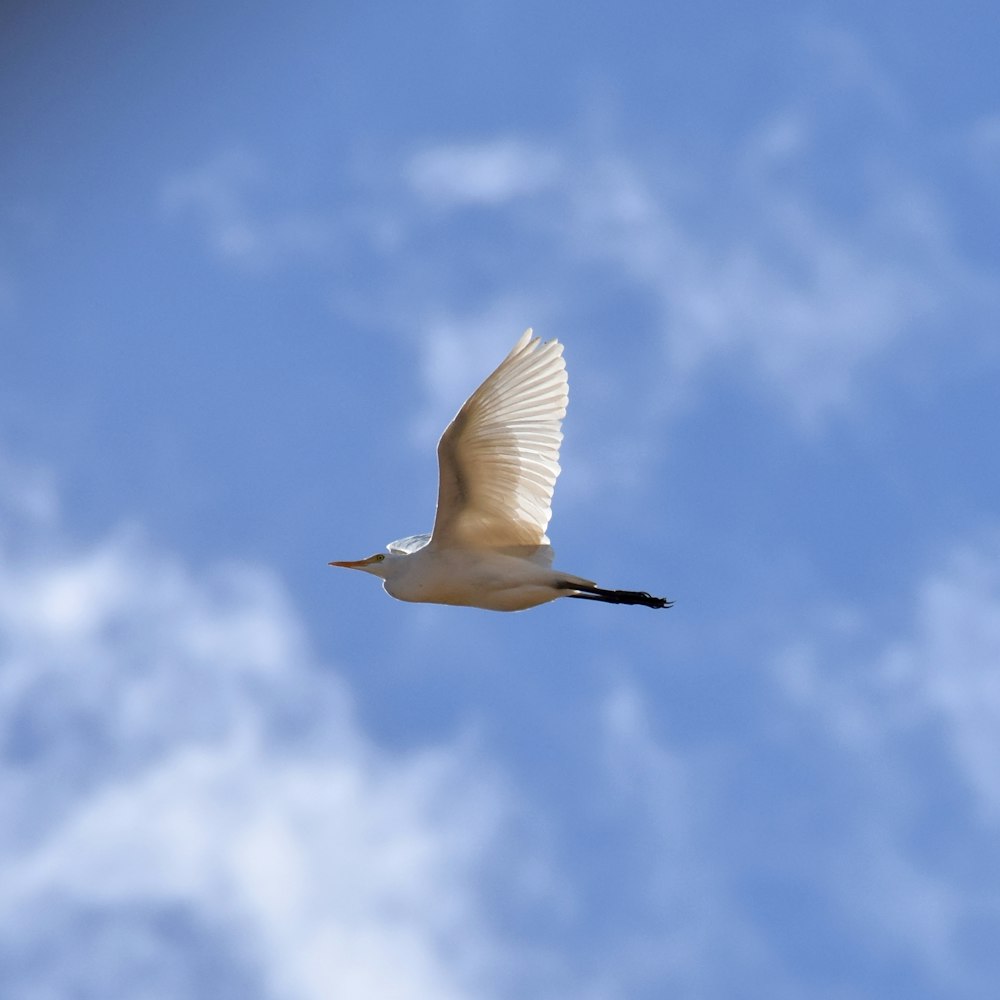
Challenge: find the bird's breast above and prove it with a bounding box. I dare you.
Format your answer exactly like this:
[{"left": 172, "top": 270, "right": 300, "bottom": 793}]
[{"left": 382, "top": 548, "right": 559, "bottom": 611}]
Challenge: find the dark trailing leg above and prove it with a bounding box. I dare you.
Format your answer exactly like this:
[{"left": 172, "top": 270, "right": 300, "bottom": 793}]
[{"left": 560, "top": 582, "right": 673, "bottom": 609}]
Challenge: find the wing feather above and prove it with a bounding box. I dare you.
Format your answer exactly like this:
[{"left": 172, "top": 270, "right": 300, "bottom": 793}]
[
  {"left": 432, "top": 329, "right": 568, "bottom": 549},
  {"left": 387, "top": 533, "right": 431, "bottom": 554}
]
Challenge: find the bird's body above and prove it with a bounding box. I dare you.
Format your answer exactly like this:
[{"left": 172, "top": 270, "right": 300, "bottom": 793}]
[
  {"left": 377, "top": 544, "right": 593, "bottom": 611},
  {"left": 330, "top": 330, "right": 672, "bottom": 612}
]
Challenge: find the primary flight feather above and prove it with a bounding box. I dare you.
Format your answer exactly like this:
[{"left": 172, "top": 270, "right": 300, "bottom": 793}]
[{"left": 330, "top": 330, "right": 672, "bottom": 612}]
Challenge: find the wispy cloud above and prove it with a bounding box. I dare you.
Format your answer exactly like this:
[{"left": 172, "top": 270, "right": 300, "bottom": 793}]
[
  {"left": 161, "top": 150, "right": 331, "bottom": 271},
  {"left": 596, "top": 614, "right": 1000, "bottom": 999},
  {"left": 406, "top": 138, "right": 561, "bottom": 208},
  {"left": 881, "top": 536, "right": 1000, "bottom": 820},
  {"left": 394, "top": 121, "right": 985, "bottom": 517},
  {"left": 968, "top": 114, "right": 1000, "bottom": 179},
  {"left": 0, "top": 446, "right": 58, "bottom": 525},
  {"left": 776, "top": 532, "right": 1000, "bottom": 822},
  {"left": 800, "top": 20, "right": 906, "bottom": 116},
  {"left": 378, "top": 27, "right": 996, "bottom": 462},
  {"left": 596, "top": 684, "right": 793, "bottom": 997},
  {"left": 0, "top": 477, "right": 521, "bottom": 999},
  {"left": 560, "top": 135, "right": 984, "bottom": 432},
  {"left": 770, "top": 530, "right": 1000, "bottom": 992}
]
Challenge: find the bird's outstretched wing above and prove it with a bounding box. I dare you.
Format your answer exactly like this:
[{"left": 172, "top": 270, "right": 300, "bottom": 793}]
[{"left": 432, "top": 329, "right": 568, "bottom": 550}]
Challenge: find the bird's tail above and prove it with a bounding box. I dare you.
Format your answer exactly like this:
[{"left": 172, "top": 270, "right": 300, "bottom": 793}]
[{"left": 559, "top": 581, "right": 673, "bottom": 609}]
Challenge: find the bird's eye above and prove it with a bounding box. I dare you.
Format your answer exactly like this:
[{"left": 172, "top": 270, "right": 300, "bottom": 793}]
[{"left": 375, "top": 554, "right": 385, "bottom": 561}]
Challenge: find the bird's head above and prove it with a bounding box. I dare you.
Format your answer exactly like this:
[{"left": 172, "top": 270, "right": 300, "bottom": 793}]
[{"left": 328, "top": 552, "right": 392, "bottom": 578}]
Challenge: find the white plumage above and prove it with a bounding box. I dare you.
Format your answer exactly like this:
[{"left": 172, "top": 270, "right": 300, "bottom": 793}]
[
  {"left": 434, "top": 329, "right": 565, "bottom": 549},
  {"left": 330, "top": 329, "right": 671, "bottom": 612}
]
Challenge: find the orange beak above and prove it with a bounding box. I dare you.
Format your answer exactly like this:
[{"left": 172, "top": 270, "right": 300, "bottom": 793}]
[{"left": 328, "top": 556, "right": 377, "bottom": 568}]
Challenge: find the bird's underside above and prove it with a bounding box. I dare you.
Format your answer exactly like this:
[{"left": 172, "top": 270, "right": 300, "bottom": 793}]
[
  {"left": 375, "top": 542, "right": 671, "bottom": 612},
  {"left": 385, "top": 574, "right": 672, "bottom": 612}
]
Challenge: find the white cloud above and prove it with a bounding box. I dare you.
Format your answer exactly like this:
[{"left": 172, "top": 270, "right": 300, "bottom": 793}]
[
  {"left": 562, "top": 148, "right": 971, "bottom": 430},
  {"left": 400, "top": 125, "right": 974, "bottom": 511},
  {"left": 968, "top": 114, "right": 1000, "bottom": 179},
  {"left": 592, "top": 684, "right": 794, "bottom": 998},
  {"left": 599, "top": 634, "right": 1000, "bottom": 999},
  {"left": 0, "top": 479, "right": 517, "bottom": 999},
  {"left": 777, "top": 534, "right": 1000, "bottom": 822},
  {"left": 0, "top": 447, "right": 58, "bottom": 526},
  {"left": 882, "top": 538, "right": 1000, "bottom": 819},
  {"left": 161, "top": 150, "right": 331, "bottom": 270},
  {"left": 770, "top": 532, "right": 1000, "bottom": 990},
  {"left": 801, "top": 21, "right": 905, "bottom": 116},
  {"left": 406, "top": 139, "right": 561, "bottom": 208},
  {"left": 6, "top": 739, "right": 498, "bottom": 1000},
  {"left": 383, "top": 30, "right": 995, "bottom": 445},
  {"left": 399, "top": 138, "right": 968, "bottom": 514}
]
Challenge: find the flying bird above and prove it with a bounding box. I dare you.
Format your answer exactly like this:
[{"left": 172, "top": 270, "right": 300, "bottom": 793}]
[{"left": 330, "top": 329, "right": 672, "bottom": 612}]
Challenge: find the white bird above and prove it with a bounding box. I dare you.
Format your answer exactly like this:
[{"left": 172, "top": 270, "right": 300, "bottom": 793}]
[{"left": 330, "top": 329, "right": 672, "bottom": 612}]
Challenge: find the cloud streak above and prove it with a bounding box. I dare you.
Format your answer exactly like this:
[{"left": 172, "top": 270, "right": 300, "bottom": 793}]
[
  {"left": 161, "top": 150, "right": 331, "bottom": 271},
  {"left": 0, "top": 471, "right": 516, "bottom": 999},
  {"left": 771, "top": 531, "right": 1000, "bottom": 994},
  {"left": 406, "top": 139, "right": 561, "bottom": 208}
]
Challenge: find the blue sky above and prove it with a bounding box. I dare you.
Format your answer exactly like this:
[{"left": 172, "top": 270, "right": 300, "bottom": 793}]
[{"left": 3, "top": 2, "right": 1000, "bottom": 997}]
